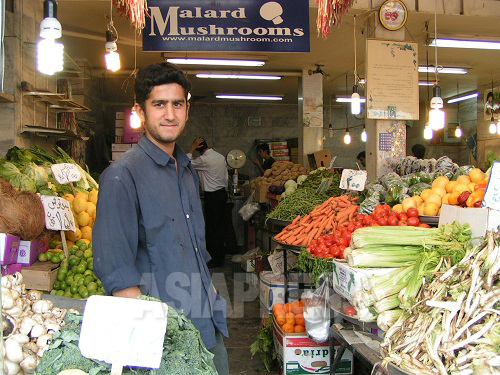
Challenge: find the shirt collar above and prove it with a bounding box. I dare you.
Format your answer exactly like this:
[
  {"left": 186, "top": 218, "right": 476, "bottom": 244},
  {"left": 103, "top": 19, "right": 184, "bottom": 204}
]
[{"left": 138, "top": 135, "right": 190, "bottom": 167}]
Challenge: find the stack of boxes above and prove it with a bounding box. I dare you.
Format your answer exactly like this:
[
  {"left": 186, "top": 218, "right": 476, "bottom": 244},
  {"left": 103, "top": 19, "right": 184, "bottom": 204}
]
[
  {"left": 269, "top": 141, "right": 290, "bottom": 161},
  {"left": 112, "top": 109, "right": 142, "bottom": 161},
  {"left": 1, "top": 233, "right": 48, "bottom": 276}
]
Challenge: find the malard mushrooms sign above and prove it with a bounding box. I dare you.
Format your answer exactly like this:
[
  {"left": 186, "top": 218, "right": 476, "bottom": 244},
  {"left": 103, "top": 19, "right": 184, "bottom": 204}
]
[{"left": 143, "top": 0, "right": 310, "bottom": 52}]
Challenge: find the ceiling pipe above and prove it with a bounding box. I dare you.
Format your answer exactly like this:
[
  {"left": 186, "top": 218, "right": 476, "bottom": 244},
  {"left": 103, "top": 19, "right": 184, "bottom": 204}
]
[{"left": 63, "top": 29, "right": 141, "bottom": 48}]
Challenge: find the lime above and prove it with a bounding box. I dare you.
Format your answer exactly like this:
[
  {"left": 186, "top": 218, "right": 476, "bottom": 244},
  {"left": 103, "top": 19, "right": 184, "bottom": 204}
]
[
  {"left": 65, "top": 286, "right": 71, "bottom": 293},
  {"left": 70, "top": 285, "right": 79, "bottom": 294},
  {"left": 57, "top": 272, "right": 66, "bottom": 282},
  {"left": 96, "top": 279, "right": 103, "bottom": 287},
  {"left": 87, "top": 262, "right": 93, "bottom": 271},
  {"left": 78, "top": 285, "right": 87, "bottom": 295},
  {"left": 79, "top": 260, "right": 88, "bottom": 269},
  {"left": 51, "top": 255, "right": 61, "bottom": 264},
  {"left": 83, "top": 276, "right": 93, "bottom": 286},
  {"left": 45, "top": 252, "right": 53, "bottom": 260},
  {"left": 50, "top": 289, "right": 57, "bottom": 295},
  {"left": 70, "top": 246, "right": 78, "bottom": 256},
  {"left": 83, "top": 249, "right": 93, "bottom": 259},
  {"left": 69, "top": 257, "right": 80, "bottom": 267},
  {"left": 72, "top": 293, "right": 82, "bottom": 299},
  {"left": 76, "top": 278, "right": 85, "bottom": 287},
  {"left": 96, "top": 290, "right": 105, "bottom": 296},
  {"left": 53, "top": 281, "right": 61, "bottom": 290},
  {"left": 60, "top": 259, "right": 69, "bottom": 268},
  {"left": 75, "top": 250, "right": 84, "bottom": 258},
  {"left": 80, "top": 289, "right": 89, "bottom": 299},
  {"left": 65, "top": 275, "right": 75, "bottom": 286},
  {"left": 38, "top": 253, "right": 48, "bottom": 262},
  {"left": 67, "top": 270, "right": 74, "bottom": 277},
  {"left": 87, "top": 282, "right": 97, "bottom": 293},
  {"left": 78, "top": 242, "right": 87, "bottom": 251},
  {"left": 56, "top": 290, "right": 65, "bottom": 297},
  {"left": 64, "top": 292, "right": 72, "bottom": 298},
  {"left": 76, "top": 265, "right": 86, "bottom": 274},
  {"left": 88, "top": 243, "right": 92, "bottom": 249},
  {"left": 59, "top": 280, "right": 67, "bottom": 290},
  {"left": 84, "top": 270, "right": 93, "bottom": 277},
  {"left": 70, "top": 265, "right": 78, "bottom": 274}
]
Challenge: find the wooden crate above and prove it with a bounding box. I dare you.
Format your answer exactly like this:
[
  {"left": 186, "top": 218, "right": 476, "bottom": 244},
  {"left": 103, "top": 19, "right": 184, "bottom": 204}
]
[{"left": 21, "top": 261, "right": 59, "bottom": 291}]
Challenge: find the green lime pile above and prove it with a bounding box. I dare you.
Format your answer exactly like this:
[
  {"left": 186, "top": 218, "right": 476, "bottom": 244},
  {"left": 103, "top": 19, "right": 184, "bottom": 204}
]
[
  {"left": 49, "top": 240, "right": 105, "bottom": 299},
  {"left": 37, "top": 250, "right": 64, "bottom": 264}
]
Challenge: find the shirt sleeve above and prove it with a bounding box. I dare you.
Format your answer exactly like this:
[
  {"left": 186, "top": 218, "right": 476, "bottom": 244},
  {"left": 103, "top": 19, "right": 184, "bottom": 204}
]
[
  {"left": 92, "top": 166, "right": 142, "bottom": 295},
  {"left": 188, "top": 153, "right": 210, "bottom": 171}
]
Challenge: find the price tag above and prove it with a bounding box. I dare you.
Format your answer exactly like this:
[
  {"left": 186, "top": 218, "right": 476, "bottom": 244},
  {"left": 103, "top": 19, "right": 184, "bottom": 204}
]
[
  {"left": 328, "top": 156, "right": 337, "bottom": 170},
  {"left": 268, "top": 249, "right": 298, "bottom": 276},
  {"left": 40, "top": 196, "right": 76, "bottom": 232},
  {"left": 339, "top": 169, "right": 368, "bottom": 191},
  {"left": 482, "top": 161, "right": 500, "bottom": 210},
  {"left": 316, "top": 177, "right": 333, "bottom": 194},
  {"left": 51, "top": 163, "right": 81, "bottom": 184}
]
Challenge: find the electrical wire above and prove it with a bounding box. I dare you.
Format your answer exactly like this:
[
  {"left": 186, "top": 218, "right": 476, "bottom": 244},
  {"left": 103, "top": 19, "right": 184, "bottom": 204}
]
[
  {"left": 353, "top": 15, "right": 358, "bottom": 85},
  {"left": 107, "top": 0, "right": 119, "bottom": 42},
  {"left": 434, "top": 1, "right": 438, "bottom": 84}
]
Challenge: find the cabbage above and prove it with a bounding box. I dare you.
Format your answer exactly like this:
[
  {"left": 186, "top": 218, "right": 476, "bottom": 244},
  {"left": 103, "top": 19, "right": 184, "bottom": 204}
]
[
  {"left": 297, "top": 175, "right": 307, "bottom": 184},
  {"left": 284, "top": 180, "right": 297, "bottom": 190},
  {"left": 23, "top": 163, "right": 49, "bottom": 188},
  {"left": 9, "top": 173, "right": 36, "bottom": 193},
  {"left": 0, "top": 160, "right": 21, "bottom": 181}
]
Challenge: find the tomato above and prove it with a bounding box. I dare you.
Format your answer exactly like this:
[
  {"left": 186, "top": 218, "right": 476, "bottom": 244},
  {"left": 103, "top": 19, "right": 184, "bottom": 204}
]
[
  {"left": 355, "top": 222, "right": 364, "bottom": 230},
  {"left": 407, "top": 217, "right": 420, "bottom": 226},
  {"left": 398, "top": 220, "right": 408, "bottom": 226},
  {"left": 363, "top": 216, "right": 372, "bottom": 226},
  {"left": 357, "top": 214, "right": 366, "bottom": 222},
  {"left": 347, "top": 222, "right": 357, "bottom": 233},
  {"left": 419, "top": 223, "right": 431, "bottom": 228},
  {"left": 337, "top": 237, "right": 349, "bottom": 248},
  {"left": 382, "top": 205, "right": 391, "bottom": 214},
  {"left": 377, "top": 217, "right": 388, "bottom": 226},
  {"left": 371, "top": 222, "right": 380, "bottom": 226},
  {"left": 325, "top": 237, "right": 334, "bottom": 247},
  {"left": 398, "top": 213, "right": 409, "bottom": 221},
  {"left": 387, "top": 216, "right": 398, "bottom": 226},
  {"left": 345, "top": 307, "right": 356, "bottom": 316},
  {"left": 332, "top": 247, "right": 341, "bottom": 258},
  {"left": 343, "top": 232, "right": 352, "bottom": 244},
  {"left": 407, "top": 208, "right": 419, "bottom": 218}
]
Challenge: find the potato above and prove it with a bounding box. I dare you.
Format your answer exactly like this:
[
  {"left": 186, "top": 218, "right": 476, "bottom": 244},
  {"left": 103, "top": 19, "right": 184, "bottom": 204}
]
[{"left": 264, "top": 169, "right": 272, "bottom": 177}]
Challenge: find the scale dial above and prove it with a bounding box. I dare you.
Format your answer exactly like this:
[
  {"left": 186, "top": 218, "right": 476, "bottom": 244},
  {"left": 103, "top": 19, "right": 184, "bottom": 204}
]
[{"left": 226, "top": 149, "right": 246, "bottom": 169}]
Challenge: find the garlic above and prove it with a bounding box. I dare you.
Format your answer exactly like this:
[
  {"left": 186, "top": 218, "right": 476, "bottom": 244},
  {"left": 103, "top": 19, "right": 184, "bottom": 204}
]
[
  {"left": 22, "top": 342, "right": 38, "bottom": 354},
  {"left": 5, "top": 337, "right": 24, "bottom": 363},
  {"left": 3, "top": 358, "right": 21, "bottom": 375},
  {"left": 26, "top": 290, "right": 42, "bottom": 301},
  {"left": 2, "top": 288, "right": 15, "bottom": 309},
  {"left": 32, "top": 300, "right": 53, "bottom": 314},
  {"left": 29, "top": 325, "right": 46, "bottom": 340},
  {"left": 20, "top": 354, "right": 38, "bottom": 374},
  {"left": 19, "top": 317, "right": 37, "bottom": 336},
  {"left": 36, "top": 333, "right": 52, "bottom": 349}
]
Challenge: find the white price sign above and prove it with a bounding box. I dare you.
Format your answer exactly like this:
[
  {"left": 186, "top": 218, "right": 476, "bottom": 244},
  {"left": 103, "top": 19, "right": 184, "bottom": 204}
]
[
  {"left": 40, "top": 196, "right": 76, "bottom": 232},
  {"left": 339, "top": 169, "right": 368, "bottom": 191},
  {"left": 483, "top": 161, "right": 500, "bottom": 210},
  {"left": 51, "top": 163, "right": 81, "bottom": 184}
]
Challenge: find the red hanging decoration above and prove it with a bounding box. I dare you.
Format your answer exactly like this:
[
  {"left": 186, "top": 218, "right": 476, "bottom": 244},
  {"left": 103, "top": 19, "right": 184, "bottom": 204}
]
[
  {"left": 113, "top": 0, "right": 149, "bottom": 31},
  {"left": 314, "top": 0, "right": 354, "bottom": 39}
]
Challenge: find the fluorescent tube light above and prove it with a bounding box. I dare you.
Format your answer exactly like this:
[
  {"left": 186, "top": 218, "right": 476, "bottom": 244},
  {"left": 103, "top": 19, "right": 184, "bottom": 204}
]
[
  {"left": 168, "top": 58, "right": 265, "bottom": 67},
  {"left": 447, "top": 92, "right": 479, "bottom": 104},
  {"left": 430, "top": 38, "right": 500, "bottom": 50},
  {"left": 216, "top": 94, "right": 282, "bottom": 101},
  {"left": 196, "top": 74, "right": 281, "bottom": 80},
  {"left": 336, "top": 97, "right": 366, "bottom": 103},
  {"left": 418, "top": 66, "right": 468, "bottom": 74},
  {"left": 419, "top": 81, "right": 436, "bottom": 86}
]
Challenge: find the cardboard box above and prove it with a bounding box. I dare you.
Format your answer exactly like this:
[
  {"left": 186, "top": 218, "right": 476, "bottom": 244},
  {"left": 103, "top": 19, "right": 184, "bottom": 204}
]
[
  {"left": 116, "top": 111, "right": 125, "bottom": 120},
  {"left": 241, "top": 247, "right": 261, "bottom": 272},
  {"left": 112, "top": 143, "right": 133, "bottom": 152},
  {"left": 307, "top": 150, "right": 332, "bottom": 169},
  {"left": 17, "top": 240, "right": 39, "bottom": 266},
  {"left": 0, "top": 233, "right": 20, "bottom": 265},
  {"left": 21, "top": 261, "right": 60, "bottom": 291},
  {"left": 271, "top": 150, "right": 290, "bottom": 157},
  {"left": 256, "top": 183, "right": 271, "bottom": 203},
  {"left": 331, "top": 260, "right": 398, "bottom": 304},
  {"left": 271, "top": 144, "right": 289, "bottom": 150},
  {"left": 1, "top": 263, "right": 23, "bottom": 276},
  {"left": 115, "top": 119, "right": 125, "bottom": 127},
  {"left": 439, "top": 205, "right": 500, "bottom": 238},
  {"left": 272, "top": 315, "right": 353, "bottom": 375},
  {"left": 115, "top": 127, "right": 124, "bottom": 136},
  {"left": 259, "top": 271, "right": 314, "bottom": 312}
]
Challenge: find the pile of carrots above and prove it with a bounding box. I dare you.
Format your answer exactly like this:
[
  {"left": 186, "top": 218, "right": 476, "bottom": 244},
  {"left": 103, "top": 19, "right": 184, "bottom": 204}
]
[
  {"left": 274, "top": 195, "right": 359, "bottom": 247},
  {"left": 272, "top": 300, "right": 306, "bottom": 333}
]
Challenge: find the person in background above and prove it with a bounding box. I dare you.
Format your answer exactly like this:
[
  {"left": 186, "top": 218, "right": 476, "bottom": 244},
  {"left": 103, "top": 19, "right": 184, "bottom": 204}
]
[
  {"left": 412, "top": 144, "right": 426, "bottom": 159},
  {"left": 188, "top": 137, "right": 229, "bottom": 267},
  {"left": 356, "top": 151, "right": 366, "bottom": 168},
  {"left": 93, "top": 62, "right": 229, "bottom": 375},
  {"left": 252, "top": 143, "right": 276, "bottom": 175}
]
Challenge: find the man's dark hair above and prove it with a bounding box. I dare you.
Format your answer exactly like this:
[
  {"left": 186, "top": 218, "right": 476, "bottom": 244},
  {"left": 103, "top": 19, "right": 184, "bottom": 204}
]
[
  {"left": 134, "top": 62, "right": 191, "bottom": 109},
  {"left": 487, "top": 92, "right": 494, "bottom": 101},
  {"left": 196, "top": 138, "right": 209, "bottom": 153},
  {"left": 357, "top": 151, "right": 365, "bottom": 160},
  {"left": 256, "top": 143, "right": 270, "bottom": 154},
  {"left": 412, "top": 144, "right": 426, "bottom": 159}
]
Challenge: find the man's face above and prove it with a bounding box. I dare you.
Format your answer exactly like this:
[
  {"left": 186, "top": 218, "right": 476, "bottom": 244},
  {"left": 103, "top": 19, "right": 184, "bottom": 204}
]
[{"left": 135, "top": 83, "right": 189, "bottom": 148}]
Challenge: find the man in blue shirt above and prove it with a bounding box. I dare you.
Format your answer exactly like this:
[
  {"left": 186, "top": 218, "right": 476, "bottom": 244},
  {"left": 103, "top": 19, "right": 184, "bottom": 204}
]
[{"left": 93, "top": 63, "right": 229, "bottom": 374}]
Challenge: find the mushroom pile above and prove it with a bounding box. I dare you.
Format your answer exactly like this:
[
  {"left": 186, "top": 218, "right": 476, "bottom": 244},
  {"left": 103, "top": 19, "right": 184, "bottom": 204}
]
[{"left": 2, "top": 273, "right": 69, "bottom": 375}]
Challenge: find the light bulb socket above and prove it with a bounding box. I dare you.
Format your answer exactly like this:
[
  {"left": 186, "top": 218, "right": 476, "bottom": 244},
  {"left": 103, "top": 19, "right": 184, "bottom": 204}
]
[
  {"left": 43, "top": 0, "right": 57, "bottom": 19},
  {"left": 352, "top": 85, "right": 359, "bottom": 94},
  {"left": 433, "top": 85, "right": 441, "bottom": 98},
  {"left": 106, "top": 30, "right": 114, "bottom": 43}
]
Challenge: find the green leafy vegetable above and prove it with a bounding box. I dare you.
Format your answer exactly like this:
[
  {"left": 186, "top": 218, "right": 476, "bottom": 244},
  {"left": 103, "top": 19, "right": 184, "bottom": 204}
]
[{"left": 250, "top": 315, "right": 276, "bottom": 372}]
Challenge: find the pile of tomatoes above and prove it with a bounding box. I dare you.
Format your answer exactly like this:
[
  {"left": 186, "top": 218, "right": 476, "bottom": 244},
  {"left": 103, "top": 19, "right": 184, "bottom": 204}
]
[{"left": 306, "top": 204, "right": 430, "bottom": 259}]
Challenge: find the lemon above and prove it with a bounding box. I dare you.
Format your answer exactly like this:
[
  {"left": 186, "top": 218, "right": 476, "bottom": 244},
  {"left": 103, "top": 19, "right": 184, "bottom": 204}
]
[
  {"left": 412, "top": 196, "right": 424, "bottom": 207},
  {"left": 75, "top": 192, "right": 89, "bottom": 201},
  {"left": 432, "top": 176, "right": 449, "bottom": 190},
  {"left": 469, "top": 168, "right": 485, "bottom": 183},
  {"left": 442, "top": 193, "right": 451, "bottom": 205},
  {"left": 421, "top": 189, "right": 432, "bottom": 201},
  {"left": 417, "top": 204, "right": 425, "bottom": 215},
  {"left": 66, "top": 228, "right": 82, "bottom": 242},
  {"left": 402, "top": 197, "right": 417, "bottom": 212},
  {"left": 424, "top": 202, "right": 439, "bottom": 216},
  {"left": 73, "top": 197, "right": 87, "bottom": 214},
  {"left": 445, "top": 181, "right": 458, "bottom": 194},
  {"left": 457, "top": 175, "right": 471, "bottom": 185},
  {"left": 431, "top": 187, "right": 446, "bottom": 198},
  {"left": 88, "top": 189, "right": 98, "bottom": 206},
  {"left": 63, "top": 193, "right": 75, "bottom": 203},
  {"left": 77, "top": 211, "right": 90, "bottom": 227},
  {"left": 453, "top": 183, "right": 471, "bottom": 194},
  {"left": 81, "top": 226, "right": 92, "bottom": 241},
  {"left": 425, "top": 193, "right": 442, "bottom": 208},
  {"left": 392, "top": 204, "right": 403, "bottom": 213},
  {"left": 86, "top": 202, "right": 96, "bottom": 217}
]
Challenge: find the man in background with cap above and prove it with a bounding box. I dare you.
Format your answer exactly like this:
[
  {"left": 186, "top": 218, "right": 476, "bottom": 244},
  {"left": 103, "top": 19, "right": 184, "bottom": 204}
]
[{"left": 188, "top": 138, "right": 228, "bottom": 267}]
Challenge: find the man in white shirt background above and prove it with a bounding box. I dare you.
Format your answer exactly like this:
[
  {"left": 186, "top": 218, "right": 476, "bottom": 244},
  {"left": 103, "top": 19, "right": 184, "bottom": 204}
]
[{"left": 188, "top": 138, "right": 229, "bottom": 267}]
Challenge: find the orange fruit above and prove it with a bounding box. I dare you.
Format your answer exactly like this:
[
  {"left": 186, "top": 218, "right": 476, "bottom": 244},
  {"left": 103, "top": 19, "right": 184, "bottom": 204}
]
[
  {"left": 432, "top": 176, "right": 449, "bottom": 190},
  {"left": 294, "top": 314, "right": 305, "bottom": 326},
  {"left": 284, "top": 303, "right": 291, "bottom": 314},
  {"left": 442, "top": 193, "right": 451, "bottom": 205},
  {"left": 272, "top": 303, "right": 284, "bottom": 314},
  {"left": 282, "top": 323, "right": 295, "bottom": 333},
  {"left": 453, "top": 184, "right": 470, "bottom": 194},
  {"left": 457, "top": 175, "right": 471, "bottom": 185},
  {"left": 448, "top": 192, "right": 460, "bottom": 205},
  {"left": 412, "top": 196, "right": 424, "bottom": 207},
  {"left": 291, "top": 301, "right": 303, "bottom": 315},
  {"left": 424, "top": 203, "right": 439, "bottom": 216},
  {"left": 402, "top": 197, "right": 417, "bottom": 212},
  {"left": 468, "top": 182, "right": 476, "bottom": 192},
  {"left": 421, "top": 189, "right": 432, "bottom": 201},
  {"left": 431, "top": 187, "right": 446, "bottom": 198},
  {"left": 276, "top": 315, "right": 286, "bottom": 326},
  {"left": 285, "top": 313, "right": 295, "bottom": 326},
  {"left": 417, "top": 205, "right": 425, "bottom": 216},
  {"left": 425, "top": 193, "right": 442, "bottom": 208},
  {"left": 445, "top": 181, "right": 458, "bottom": 193},
  {"left": 294, "top": 325, "right": 306, "bottom": 333}
]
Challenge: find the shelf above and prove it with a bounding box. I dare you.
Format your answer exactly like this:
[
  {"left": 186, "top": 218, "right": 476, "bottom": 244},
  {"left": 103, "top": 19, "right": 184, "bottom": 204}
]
[
  {"left": 21, "top": 125, "right": 83, "bottom": 140},
  {"left": 0, "top": 92, "right": 15, "bottom": 103},
  {"left": 21, "top": 81, "right": 90, "bottom": 112}
]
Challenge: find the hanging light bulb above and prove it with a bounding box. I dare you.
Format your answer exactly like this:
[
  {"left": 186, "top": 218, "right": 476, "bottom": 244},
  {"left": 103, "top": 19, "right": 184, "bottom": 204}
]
[
  {"left": 361, "top": 125, "right": 367, "bottom": 142},
  {"left": 351, "top": 85, "right": 361, "bottom": 115},
  {"left": 454, "top": 125, "right": 462, "bottom": 138},
  {"left": 130, "top": 106, "right": 142, "bottom": 129},
  {"left": 424, "top": 125, "right": 433, "bottom": 140},
  {"left": 429, "top": 85, "right": 445, "bottom": 130},
  {"left": 37, "top": 0, "right": 64, "bottom": 75},
  {"left": 489, "top": 115, "right": 497, "bottom": 134},
  {"left": 328, "top": 123, "right": 334, "bottom": 138},
  {"left": 343, "top": 129, "right": 351, "bottom": 144},
  {"left": 105, "top": 30, "right": 121, "bottom": 72}
]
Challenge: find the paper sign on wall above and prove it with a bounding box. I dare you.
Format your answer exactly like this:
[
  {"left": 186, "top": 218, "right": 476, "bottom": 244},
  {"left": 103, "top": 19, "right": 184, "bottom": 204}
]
[
  {"left": 339, "top": 169, "right": 367, "bottom": 191},
  {"left": 268, "top": 249, "right": 298, "bottom": 276},
  {"left": 482, "top": 161, "right": 500, "bottom": 210},
  {"left": 40, "top": 196, "right": 76, "bottom": 232},
  {"left": 51, "top": 163, "right": 81, "bottom": 184}
]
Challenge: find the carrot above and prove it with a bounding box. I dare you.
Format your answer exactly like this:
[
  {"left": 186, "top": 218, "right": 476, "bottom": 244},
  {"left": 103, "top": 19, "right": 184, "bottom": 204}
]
[
  {"left": 336, "top": 206, "right": 357, "bottom": 220},
  {"left": 316, "top": 216, "right": 330, "bottom": 236},
  {"left": 279, "top": 231, "right": 295, "bottom": 241},
  {"left": 337, "top": 215, "right": 349, "bottom": 225},
  {"left": 348, "top": 207, "right": 358, "bottom": 221},
  {"left": 286, "top": 224, "right": 298, "bottom": 230},
  {"left": 292, "top": 215, "right": 301, "bottom": 225}
]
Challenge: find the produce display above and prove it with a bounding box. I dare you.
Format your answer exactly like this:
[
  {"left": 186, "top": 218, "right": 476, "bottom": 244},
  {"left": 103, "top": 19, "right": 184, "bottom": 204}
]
[
  {"left": 266, "top": 188, "right": 330, "bottom": 222},
  {"left": 381, "top": 230, "right": 500, "bottom": 374},
  {"left": 274, "top": 195, "right": 358, "bottom": 247},
  {"left": 250, "top": 161, "right": 307, "bottom": 189},
  {"left": 272, "top": 301, "right": 306, "bottom": 333},
  {"left": 296, "top": 167, "right": 342, "bottom": 197}
]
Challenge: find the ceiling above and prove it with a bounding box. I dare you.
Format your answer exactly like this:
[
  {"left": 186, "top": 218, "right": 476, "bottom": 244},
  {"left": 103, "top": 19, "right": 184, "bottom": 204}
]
[{"left": 55, "top": 1, "right": 500, "bottom": 105}]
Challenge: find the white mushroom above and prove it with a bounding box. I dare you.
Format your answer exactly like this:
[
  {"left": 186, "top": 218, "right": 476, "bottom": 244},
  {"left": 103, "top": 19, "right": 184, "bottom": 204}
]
[
  {"left": 5, "top": 305, "right": 23, "bottom": 318},
  {"left": 26, "top": 290, "right": 42, "bottom": 301},
  {"left": 36, "top": 333, "right": 52, "bottom": 349},
  {"left": 51, "top": 307, "right": 66, "bottom": 319},
  {"left": 42, "top": 312, "right": 54, "bottom": 320},
  {"left": 31, "top": 314, "right": 43, "bottom": 325},
  {"left": 30, "top": 325, "right": 46, "bottom": 340},
  {"left": 2, "top": 275, "right": 12, "bottom": 288},
  {"left": 22, "top": 342, "right": 39, "bottom": 354},
  {"left": 31, "top": 300, "right": 53, "bottom": 314},
  {"left": 68, "top": 308, "right": 80, "bottom": 314},
  {"left": 9, "top": 334, "right": 30, "bottom": 345},
  {"left": 19, "top": 317, "right": 37, "bottom": 336},
  {"left": 2, "top": 313, "right": 17, "bottom": 338},
  {"left": 11, "top": 272, "right": 24, "bottom": 286},
  {"left": 2, "top": 288, "right": 15, "bottom": 309},
  {"left": 3, "top": 359, "right": 21, "bottom": 375},
  {"left": 10, "top": 288, "right": 21, "bottom": 300},
  {"left": 36, "top": 347, "right": 47, "bottom": 358},
  {"left": 20, "top": 354, "right": 38, "bottom": 374},
  {"left": 5, "top": 337, "right": 24, "bottom": 363}
]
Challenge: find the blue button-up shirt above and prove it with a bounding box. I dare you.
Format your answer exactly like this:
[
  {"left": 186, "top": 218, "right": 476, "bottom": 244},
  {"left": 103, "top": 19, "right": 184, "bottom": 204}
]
[{"left": 93, "top": 135, "right": 228, "bottom": 349}]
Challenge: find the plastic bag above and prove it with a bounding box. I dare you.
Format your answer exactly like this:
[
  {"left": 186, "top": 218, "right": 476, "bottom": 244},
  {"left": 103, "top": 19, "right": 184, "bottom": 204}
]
[
  {"left": 452, "top": 165, "right": 474, "bottom": 180},
  {"left": 302, "top": 276, "right": 330, "bottom": 343},
  {"left": 238, "top": 192, "right": 259, "bottom": 221},
  {"left": 366, "top": 183, "right": 386, "bottom": 200},
  {"left": 409, "top": 182, "right": 431, "bottom": 196},
  {"left": 359, "top": 196, "right": 381, "bottom": 215}
]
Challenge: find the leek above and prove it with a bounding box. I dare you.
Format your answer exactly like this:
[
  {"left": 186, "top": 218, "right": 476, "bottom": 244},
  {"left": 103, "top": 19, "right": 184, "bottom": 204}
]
[
  {"left": 353, "top": 290, "right": 376, "bottom": 309},
  {"left": 374, "top": 295, "right": 401, "bottom": 313},
  {"left": 347, "top": 250, "right": 420, "bottom": 268},
  {"left": 362, "top": 266, "right": 414, "bottom": 291},
  {"left": 371, "top": 266, "right": 414, "bottom": 301},
  {"left": 358, "top": 307, "right": 378, "bottom": 322},
  {"left": 351, "top": 226, "right": 440, "bottom": 249},
  {"left": 377, "top": 309, "right": 404, "bottom": 331}
]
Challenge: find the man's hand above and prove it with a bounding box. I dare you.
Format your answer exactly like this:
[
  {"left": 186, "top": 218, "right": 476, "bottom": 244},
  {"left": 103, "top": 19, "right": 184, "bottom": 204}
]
[
  {"left": 189, "top": 138, "right": 204, "bottom": 154},
  {"left": 252, "top": 157, "right": 260, "bottom": 166},
  {"left": 112, "top": 286, "right": 142, "bottom": 298}
]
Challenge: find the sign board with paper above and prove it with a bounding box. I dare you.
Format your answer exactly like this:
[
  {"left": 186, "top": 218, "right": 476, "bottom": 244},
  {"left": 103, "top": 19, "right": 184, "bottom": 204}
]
[
  {"left": 79, "top": 295, "right": 168, "bottom": 370},
  {"left": 268, "top": 249, "right": 298, "bottom": 276},
  {"left": 316, "top": 177, "right": 333, "bottom": 194},
  {"left": 339, "top": 169, "right": 367, "bottom": 191},
  {"left": 51, "top": 163, "right": 82, "bottom": 184},
  {"left": 482, "top": 161, "right": 500, "bottom": 210},
  {"left": 40, "top": 196, "right": 76, "bottom": 232}
]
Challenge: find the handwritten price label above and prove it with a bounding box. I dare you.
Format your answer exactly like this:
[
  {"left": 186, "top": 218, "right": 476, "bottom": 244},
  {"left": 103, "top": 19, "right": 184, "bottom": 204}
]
[
  {"left": 339, "top": 169, "right": 368, "bottom": 191},
  {"left": 51, "top": 163, "right": 81, "bottom": 184},
  {"left": 482, "top": 161, "right": 500, "bottom": 210},
  {"left": 40, "top": 196, "right": 76, "bottom": 232}
]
